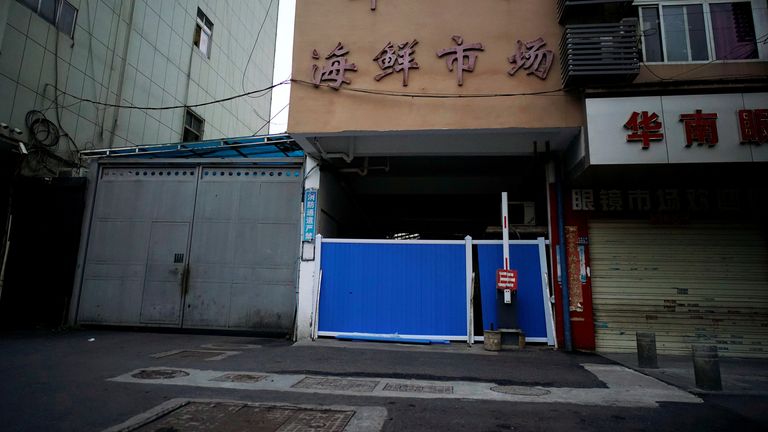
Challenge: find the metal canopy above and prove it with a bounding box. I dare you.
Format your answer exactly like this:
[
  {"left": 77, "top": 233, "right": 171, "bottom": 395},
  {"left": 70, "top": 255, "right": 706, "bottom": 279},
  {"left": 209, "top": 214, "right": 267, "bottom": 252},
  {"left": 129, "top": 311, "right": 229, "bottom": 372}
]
[{"left": 79, "top": 134, "right": 304, "bottom": 159}]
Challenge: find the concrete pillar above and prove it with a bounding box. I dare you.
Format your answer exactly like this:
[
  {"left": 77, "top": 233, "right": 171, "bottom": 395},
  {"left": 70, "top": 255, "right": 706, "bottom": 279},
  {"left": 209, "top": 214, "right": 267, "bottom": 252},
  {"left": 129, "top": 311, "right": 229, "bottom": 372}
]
[{"left": 295, "top": 157, "right": 321, "bottom": 341}]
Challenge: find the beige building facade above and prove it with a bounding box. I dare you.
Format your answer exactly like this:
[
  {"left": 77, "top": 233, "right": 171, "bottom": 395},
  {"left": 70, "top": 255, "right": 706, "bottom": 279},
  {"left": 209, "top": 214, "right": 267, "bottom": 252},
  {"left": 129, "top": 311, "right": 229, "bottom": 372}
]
[
  {"left": 289, "top": 0, "right": 768, "bottom": 356},
  {"left": 289, "top": 0, "right": 582, "bottom": 136}
]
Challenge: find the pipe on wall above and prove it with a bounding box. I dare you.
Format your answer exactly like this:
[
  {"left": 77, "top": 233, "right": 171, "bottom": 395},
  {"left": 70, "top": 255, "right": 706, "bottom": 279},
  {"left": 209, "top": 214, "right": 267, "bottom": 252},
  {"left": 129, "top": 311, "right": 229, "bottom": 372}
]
[
  {"left": 108, "top": 0, "right": 136, "bottom": 149},
  {"left": 555, "top": 157, "right": 573, "bottom": 352}
]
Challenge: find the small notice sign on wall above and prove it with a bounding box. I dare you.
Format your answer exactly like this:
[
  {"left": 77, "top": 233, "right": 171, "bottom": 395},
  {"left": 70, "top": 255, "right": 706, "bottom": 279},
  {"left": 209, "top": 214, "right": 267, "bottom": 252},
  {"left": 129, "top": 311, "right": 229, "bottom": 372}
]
[
  {"left": 303, "top": 189, "right": 318, "bottom": 242},
  {"left": 496, "top": 269, "right": 518, "bottom": 291}
]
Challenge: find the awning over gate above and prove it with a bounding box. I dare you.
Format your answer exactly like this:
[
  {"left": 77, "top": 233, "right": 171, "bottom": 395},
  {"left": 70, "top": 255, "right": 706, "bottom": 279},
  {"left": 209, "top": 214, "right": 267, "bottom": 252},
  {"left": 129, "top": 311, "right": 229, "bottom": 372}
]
[{"left": 79, "top": 134, "right": 303, "bottom": 159}]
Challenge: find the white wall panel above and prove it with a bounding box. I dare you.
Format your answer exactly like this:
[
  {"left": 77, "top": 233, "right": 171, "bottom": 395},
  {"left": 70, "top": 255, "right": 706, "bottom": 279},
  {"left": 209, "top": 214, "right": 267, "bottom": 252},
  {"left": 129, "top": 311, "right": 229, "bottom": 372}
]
[{"left": 662, "top": 94, "right": 751, "bottom": 164}]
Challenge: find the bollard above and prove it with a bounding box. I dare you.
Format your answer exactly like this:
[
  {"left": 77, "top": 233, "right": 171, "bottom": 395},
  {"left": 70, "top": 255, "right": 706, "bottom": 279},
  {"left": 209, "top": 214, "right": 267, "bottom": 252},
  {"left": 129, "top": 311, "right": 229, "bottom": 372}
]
[
  {"left": 692, "top": 345, "right": 722, "bottom": 391},
  {"left": 636, "top": 332, "right": 659, "bottom": 369}
]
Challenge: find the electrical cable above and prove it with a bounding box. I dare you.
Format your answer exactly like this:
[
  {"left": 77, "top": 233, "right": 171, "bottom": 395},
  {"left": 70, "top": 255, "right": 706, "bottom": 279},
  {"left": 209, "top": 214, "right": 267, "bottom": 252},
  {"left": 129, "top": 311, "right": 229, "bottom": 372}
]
[
  {"left": 291, "top": 79, "right": 568, "bottom": 98},
  {"left": 25, "top": 110, "right": 60, "bottom": 149},
  {"left": 241, "top": 0, "right": 276, "bottom": 95},
  {"left": 51, "top": 0, "right": 81, "bottom": 163},
  {"left": 240, "top": 0, "right": 277, "bottom": 123},
  {"left": 48, "top": 80, "right": 289, "bottom": 111},
  {"left": 252, "top": 102, "right": 290, "bottom": 135}
]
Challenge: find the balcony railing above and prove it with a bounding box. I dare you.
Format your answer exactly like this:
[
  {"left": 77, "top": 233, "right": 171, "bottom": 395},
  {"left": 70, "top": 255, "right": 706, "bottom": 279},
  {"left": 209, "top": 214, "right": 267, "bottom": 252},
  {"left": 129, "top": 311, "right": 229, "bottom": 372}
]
[
  {"left": 560, "top": 19, "right": 640, "bottom": 88},
  {"left": 557, "top": 0, "right": 634, "bottom": 23}
]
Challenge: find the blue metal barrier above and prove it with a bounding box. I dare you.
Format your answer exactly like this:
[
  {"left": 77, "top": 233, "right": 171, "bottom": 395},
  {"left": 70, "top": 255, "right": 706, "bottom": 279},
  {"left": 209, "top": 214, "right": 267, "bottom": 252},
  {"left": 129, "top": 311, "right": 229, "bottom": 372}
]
[
  {"left": 476, "top": 240, "right": 553, "bottom": 343},
  {"left": 318, "top": 240, "right": 468, "bottom": 339}
]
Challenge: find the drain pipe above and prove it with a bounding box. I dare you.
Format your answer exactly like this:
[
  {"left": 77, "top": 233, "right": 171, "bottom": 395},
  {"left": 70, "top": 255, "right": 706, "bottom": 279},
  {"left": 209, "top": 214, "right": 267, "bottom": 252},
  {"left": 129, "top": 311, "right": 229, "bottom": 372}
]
[
  {"left": 555, "top": 157, "right": 573, "bottom": 352},
  {"left": 339, "top": 156, "right": 368, "bottom": 176},
  {"left": 107, "top": 0, "right": 136, "bottom": 148},
  {"left": 0, "top": 213, "right": 12, "bottom": 304},
  {"left": 337, "top": 157, "right": 390, "bottom": 176},
  {"left": 312, "top": 137, "right": 354, "bottom": 163}
]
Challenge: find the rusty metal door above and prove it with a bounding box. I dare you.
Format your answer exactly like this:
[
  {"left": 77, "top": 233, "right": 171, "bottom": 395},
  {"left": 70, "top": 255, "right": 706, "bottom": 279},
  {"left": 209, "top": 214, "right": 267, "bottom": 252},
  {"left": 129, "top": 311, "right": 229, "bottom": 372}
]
[
  {"left": 78, "top": 166, "right": 198, "bottom": 325},
  {"left": 77, "top": 164, "right": 301, "bottom": 332},
  {"left": 182, "top": 166, "right": 301, "bottom": 332},
  {"left": 139, "top": 222, "right": 190, "bottom": 325}
]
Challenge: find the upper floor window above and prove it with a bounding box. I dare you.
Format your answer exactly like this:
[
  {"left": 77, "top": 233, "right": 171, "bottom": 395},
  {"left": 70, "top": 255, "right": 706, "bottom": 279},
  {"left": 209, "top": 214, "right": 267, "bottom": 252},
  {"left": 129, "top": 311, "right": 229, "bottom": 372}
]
[
  {"left": 640, "top": 1, "right": 758, "bottom": 63},
  {"left": 182, "top": 109, "right": 205, "bottom": 142},
  {"left": 17, "top": 0, "right": 78, "bottom": 38},
  {"left": 193, "top": 8, "right": 214, "bottom": 58}
]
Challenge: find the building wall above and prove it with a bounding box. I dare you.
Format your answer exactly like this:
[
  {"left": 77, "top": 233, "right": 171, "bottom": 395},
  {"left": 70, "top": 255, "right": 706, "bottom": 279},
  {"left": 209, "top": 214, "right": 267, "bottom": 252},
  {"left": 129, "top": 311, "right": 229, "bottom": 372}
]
[
  {"left": 288, "top": 0, "right": 584, "bottom": 134},
  {"left": 0, "top": 0, "right": 277, "bottom": 173}
]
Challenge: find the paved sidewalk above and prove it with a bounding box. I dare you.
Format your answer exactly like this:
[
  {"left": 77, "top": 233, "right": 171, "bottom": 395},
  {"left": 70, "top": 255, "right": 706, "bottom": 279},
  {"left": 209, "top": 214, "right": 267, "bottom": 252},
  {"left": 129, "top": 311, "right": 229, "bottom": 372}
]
[
  {"left": 109, "top": 363, "right": 700, "bottom": 408},
  {"left": 603, "top": 352, "right": 768, "bottom": 395}
]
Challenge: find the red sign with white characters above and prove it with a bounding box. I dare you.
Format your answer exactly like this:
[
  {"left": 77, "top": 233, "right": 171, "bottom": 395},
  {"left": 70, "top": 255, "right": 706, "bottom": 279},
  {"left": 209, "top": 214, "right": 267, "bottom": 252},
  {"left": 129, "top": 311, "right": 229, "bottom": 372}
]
[{"left": 496, "top": 269, "right": 518, "bottom": 291}]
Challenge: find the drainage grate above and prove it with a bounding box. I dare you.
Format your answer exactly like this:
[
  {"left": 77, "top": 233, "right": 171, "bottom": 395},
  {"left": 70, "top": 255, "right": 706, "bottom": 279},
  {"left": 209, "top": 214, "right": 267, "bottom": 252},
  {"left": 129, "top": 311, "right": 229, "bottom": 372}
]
[
  {"left": 292, "top": 377, "right": 379, "bottom": 393},
  {"left": 490, "top": 386, "right": 551, "bottom": 396},
  {"left": 128, "top": 402, "right": 354, "bottom": 432},
  {"left": 382, "top": 382, "right": 454, "bottom": 394},
  {"left": 131, "top": 369, "right": 190, "bottom": 380},
  {"left": 211, "top": 373, "right": 267, "bottom": 384}
]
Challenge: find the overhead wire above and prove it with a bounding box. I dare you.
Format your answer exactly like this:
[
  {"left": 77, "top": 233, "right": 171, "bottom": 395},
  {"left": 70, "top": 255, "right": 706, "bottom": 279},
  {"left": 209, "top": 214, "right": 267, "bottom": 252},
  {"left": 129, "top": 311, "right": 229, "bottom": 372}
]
[
  {"left": 48, "top": 80, "right": 290, "bottom": 111},
  {"left": 38, "top": 19, "right": 767, "bottom": 121},
  {"left": 291, "top": 79, "right": 568, "bottom": 98},
  {"left": 241, "top": 0, "right": 277, "bottom": 123},
  {"left": 253, "top": 102, "right": 290, "bottom": 135}
]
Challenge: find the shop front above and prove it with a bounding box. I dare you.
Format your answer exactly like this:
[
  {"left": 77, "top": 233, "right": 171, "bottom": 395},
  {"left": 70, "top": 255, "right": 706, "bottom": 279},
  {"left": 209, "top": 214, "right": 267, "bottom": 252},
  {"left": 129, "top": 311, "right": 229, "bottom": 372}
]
[{"left": 564, "top": 93, "right": 768, "bottom": 357}]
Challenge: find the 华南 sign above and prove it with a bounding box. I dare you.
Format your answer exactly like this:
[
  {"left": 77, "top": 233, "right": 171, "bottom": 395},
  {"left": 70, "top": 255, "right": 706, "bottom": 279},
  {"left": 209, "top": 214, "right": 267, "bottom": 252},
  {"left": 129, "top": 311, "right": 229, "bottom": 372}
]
[{"left": 585, "top": 93, "right": 768, "bottom": 165}]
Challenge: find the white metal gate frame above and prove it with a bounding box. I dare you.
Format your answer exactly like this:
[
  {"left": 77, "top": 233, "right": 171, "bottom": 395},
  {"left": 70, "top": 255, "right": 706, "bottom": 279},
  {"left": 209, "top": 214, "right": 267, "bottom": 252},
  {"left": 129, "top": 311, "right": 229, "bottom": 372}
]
[{"left": 309, "top": 235, "right": 556, "bottom": 345}]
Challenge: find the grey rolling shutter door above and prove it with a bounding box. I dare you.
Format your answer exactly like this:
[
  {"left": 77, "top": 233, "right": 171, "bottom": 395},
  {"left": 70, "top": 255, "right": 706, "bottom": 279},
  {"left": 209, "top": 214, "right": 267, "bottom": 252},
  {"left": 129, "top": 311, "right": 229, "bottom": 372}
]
[{"left": 589, "top": 220, "right": 768, "bottom": 358}]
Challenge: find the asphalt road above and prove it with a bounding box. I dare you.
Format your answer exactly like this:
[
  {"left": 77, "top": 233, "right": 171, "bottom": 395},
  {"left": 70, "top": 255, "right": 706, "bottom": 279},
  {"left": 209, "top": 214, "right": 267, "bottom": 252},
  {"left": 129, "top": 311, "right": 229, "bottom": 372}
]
[{"left": 0, "top": 329, "right": 765, "bottom": 431}]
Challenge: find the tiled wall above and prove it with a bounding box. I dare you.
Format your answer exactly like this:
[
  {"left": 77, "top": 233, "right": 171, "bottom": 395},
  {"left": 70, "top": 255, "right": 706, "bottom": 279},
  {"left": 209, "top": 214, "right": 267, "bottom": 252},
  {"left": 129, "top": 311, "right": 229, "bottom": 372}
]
[{"left": 0, "top": 0, "right": 277, "bottom": 165}]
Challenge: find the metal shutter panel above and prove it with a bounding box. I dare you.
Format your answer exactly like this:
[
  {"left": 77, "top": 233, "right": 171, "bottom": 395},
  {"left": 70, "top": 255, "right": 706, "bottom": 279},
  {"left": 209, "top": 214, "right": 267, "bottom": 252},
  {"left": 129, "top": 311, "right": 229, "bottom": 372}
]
[{"left": 589, "top": 220, "right": 768, "bottom": 358}]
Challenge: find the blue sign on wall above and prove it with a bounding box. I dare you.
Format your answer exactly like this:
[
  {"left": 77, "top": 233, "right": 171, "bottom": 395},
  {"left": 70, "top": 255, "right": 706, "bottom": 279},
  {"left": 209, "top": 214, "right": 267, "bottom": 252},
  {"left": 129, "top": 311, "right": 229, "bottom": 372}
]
[{"left": 303, "top": 188, "right": 318, "bottom": 242}]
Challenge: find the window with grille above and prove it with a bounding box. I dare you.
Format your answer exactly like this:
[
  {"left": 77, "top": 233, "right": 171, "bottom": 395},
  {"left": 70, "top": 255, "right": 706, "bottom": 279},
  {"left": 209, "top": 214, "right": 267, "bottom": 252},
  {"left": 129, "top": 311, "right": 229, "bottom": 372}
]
[{"left": 183, "top": 109, "right": 205, "bottom": 142}]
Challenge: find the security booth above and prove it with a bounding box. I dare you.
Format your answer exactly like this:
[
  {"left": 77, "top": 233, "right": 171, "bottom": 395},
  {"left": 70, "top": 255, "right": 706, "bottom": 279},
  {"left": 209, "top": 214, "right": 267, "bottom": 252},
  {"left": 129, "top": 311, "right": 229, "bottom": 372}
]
[{"left": 69, "top": 135, "right": 306, "bottom": 334}]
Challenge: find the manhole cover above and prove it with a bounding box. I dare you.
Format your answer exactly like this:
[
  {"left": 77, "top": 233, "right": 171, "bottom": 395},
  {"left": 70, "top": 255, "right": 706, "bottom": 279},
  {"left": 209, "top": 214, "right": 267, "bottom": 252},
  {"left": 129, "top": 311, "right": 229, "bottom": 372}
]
[
  {"left": 211, "top": 373, "right": 267, "bottom": 383},
  {"left": 292, "top": 377, "right": 379, "bottom": 393},
  {"left": 131, "top": 369, "right": 190, "bottom": 380},
  {"left": 382, "top": 382, "right": 453, "bottom": 394},
  {"left": 129, "top": 402, "right": 354, "bottom": 432},
  {"left": 490, "top": 386, "right": 551, "bottom": 396}
]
